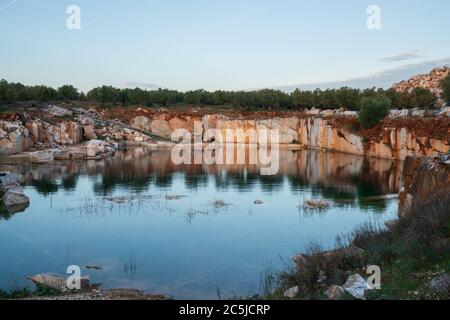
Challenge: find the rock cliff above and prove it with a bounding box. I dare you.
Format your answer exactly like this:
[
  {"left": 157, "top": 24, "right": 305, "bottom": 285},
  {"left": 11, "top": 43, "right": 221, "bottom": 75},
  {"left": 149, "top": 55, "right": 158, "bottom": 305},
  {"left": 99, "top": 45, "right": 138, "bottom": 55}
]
[
  {"left": 131, "top": 113, "right": 450, "bottom": 161},
  {"left": 398, "top": 155, "right": 450, "bottom": 216},
  {"left": 1, "top": 105, "right": 449, "bottom": 161}
]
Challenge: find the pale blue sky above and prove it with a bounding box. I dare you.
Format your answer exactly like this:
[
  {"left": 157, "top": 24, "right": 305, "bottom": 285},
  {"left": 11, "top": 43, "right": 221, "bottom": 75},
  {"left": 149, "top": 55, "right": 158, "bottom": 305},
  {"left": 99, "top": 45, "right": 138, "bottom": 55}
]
[{"left": 1, "top": 0, "right": 449, "bottom": 92}]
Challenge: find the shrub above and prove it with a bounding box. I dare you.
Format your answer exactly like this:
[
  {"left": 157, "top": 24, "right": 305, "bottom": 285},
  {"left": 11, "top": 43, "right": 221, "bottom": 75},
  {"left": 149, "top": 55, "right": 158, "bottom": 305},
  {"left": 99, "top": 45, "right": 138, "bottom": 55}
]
[
  {"left": 442, "top": 75, "right": 450, "bottom": 105},
  {"left": 411, "top": 87, "right": 437, "bottom": 109},
  {"left": 358, "top": 95, "right": 391, "bottom": 129}
]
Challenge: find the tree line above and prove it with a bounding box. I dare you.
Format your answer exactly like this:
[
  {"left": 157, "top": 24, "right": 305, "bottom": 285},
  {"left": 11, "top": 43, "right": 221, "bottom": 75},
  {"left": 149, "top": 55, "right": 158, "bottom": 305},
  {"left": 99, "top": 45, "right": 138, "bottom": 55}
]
[{"left": 1, "top": 77, "right": 449, "bottom": 110}]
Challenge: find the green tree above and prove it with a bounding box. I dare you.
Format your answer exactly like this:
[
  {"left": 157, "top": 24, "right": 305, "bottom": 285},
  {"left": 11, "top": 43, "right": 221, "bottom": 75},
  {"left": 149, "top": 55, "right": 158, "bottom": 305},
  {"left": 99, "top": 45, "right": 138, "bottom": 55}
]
[
  {"left": 358, "top": 95, "right": 391, "bottom": 129},
  {"left": 385, "top": 88, "right": 413, "bottom": 109},
  {"left": 410, "top": 88, "right": 437, "bottom": 109},
  {"left": 441, "top": 75, "right": 450, "bottom": 105},
  {"left": 27, "top": 85, "right": 58, "bottom": 102},
  {"left": 87, "top": 86, "right": 119, "bottom": 106},
  {"left": 335, "top": 87, "right": 361, "bottom": 110},
  {"left": 58, "top": 85, "right": 79, "bottom": 101}
]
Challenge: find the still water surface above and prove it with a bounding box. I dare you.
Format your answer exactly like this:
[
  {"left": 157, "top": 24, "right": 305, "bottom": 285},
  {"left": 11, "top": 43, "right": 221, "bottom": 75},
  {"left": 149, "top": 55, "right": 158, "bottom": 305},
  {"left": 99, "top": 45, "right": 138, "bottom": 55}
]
[{"left": 0, "top": 149, "right": 402, "bottom": 299}]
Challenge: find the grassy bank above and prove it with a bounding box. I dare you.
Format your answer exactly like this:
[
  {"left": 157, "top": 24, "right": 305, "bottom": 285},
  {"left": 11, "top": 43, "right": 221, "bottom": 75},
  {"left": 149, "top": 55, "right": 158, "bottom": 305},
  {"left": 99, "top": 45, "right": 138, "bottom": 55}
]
[{"left": 266, "top": 193, "right": 450, "bottom": 300}]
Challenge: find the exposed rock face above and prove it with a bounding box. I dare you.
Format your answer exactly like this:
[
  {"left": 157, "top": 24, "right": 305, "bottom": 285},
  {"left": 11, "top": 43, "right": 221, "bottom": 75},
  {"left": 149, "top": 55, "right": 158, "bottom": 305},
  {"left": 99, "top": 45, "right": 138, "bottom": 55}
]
[
  {"left": 25, "top": 120, "right": 82, "bottom": 146},
  {"left": 392, "top": 66, "right": 450, "bottom": 99},
  {"left": 399, "top": 155, "right": 450, "bottom": 216},
  {"left": 0, "top": 120, "right": 33, "bottom": 156},
  {"left": 129, "top": 114, "right": 449, "bottom": 161}
]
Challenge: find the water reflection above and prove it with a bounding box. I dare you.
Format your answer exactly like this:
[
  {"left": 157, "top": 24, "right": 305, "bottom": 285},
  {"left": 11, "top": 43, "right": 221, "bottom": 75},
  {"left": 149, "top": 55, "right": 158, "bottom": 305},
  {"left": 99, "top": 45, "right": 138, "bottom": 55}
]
[
  {"left": 0, "top": 148, "right": 402, "bottom": 298},
  {"left": 1, "top": 148, "right": 402, "bottom": 202},
  {"left": 0, "top": 148, "right": 402, "bottom": 220}
]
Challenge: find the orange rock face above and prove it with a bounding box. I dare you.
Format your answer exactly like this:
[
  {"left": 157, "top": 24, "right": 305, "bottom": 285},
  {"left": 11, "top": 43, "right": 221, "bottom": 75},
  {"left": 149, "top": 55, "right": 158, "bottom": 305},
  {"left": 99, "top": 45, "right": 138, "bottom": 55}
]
[
  {"left": 398, "top": 155, "right": 450, "bottom": 216},
  {"left": 392, "top": 66, "right": 450, "bottom": 98},
  {"left": 131, "top": 114, "right": 450, "bottom": 161}
]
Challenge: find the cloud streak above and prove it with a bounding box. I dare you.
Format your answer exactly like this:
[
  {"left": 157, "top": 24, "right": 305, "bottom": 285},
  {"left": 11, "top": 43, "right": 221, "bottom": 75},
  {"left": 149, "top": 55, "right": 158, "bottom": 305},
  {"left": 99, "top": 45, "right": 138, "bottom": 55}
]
[
  {"left": 0, "top": 0, "right": 17, "bottom": 13},
  {"left": 271, "top": 58, "right": 450, "bottom": 92},
  {"left": 379, "top": 50, "right": 423, "bottom": 62}
]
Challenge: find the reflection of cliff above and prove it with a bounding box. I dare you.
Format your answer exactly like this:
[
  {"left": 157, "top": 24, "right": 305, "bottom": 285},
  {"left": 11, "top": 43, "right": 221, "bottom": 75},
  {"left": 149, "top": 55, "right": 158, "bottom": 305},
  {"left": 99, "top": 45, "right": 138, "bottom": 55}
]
[{"left": 0, "top": 149, "right": 402, "bottom": 206}]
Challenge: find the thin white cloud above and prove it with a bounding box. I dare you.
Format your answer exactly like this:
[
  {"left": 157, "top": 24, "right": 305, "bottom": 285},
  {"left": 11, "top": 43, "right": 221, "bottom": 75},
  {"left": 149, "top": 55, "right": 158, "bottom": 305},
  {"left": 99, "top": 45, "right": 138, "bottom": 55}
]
[
  {"left": 379, "top": 50, "right": 423, "bottom": 62},
  {"left": 124, "top": 82, "right": 160, "bottom": 89}
]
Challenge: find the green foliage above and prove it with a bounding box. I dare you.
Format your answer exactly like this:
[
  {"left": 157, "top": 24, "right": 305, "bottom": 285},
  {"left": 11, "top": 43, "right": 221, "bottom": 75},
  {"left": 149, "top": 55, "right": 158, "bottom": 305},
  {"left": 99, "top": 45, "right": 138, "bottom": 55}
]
[
  {"left": 358, "top": 95, "right": 391, "bottom": 129},
  {"left": 0, "top": 78, "right": 441, "bottom": 111},
  {"left": 0, "top": 287, "right": 31, "bottom": 299},
  {"left": 58, "top": 85, "right": 79, "bottom": 101},
  {"left": 411, "top": 87, "right": 437, "bottom": 109},
  {"left": 441, "top": 75, "right": 450, "bottom": 105}
]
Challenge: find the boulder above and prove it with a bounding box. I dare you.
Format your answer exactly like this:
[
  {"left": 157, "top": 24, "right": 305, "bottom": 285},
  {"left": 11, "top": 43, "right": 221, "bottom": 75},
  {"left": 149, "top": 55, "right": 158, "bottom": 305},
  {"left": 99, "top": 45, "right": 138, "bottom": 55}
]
[
  {"left": 131, "top": 116, "right": 151, "bottom": 131},
  {"left": 303, "top": 199, "right": 330, "bottom": 210},
  {"left": 283, "top": 286, "right": 299, "bottom": 299},
  {"left": 0, "top": 172, "right": 23, "bottom": 186},
  {"left": 29, "top": 273, "right": 90, "bottom": 292},
  {"left": 320, "top": 110, "right": 335, "bottom": 117},
  {"left": 341, "top": 111, "right": 358, "bottom": 117},
  {"left": 46, "top": 105, "right": 73, "bottom": 117},
  {"left": 325, "top": 285, "right": 346, "bottom": 300},
  {"left": 429, "top": 273, "right": 450, "bottom": 294},
  {"left": 151, "top": 119, "right": 172, "bottom": 138},
  {"left": 29, "top": 151, "right": 54, "bottom": 164},
  {"left": 437, "top": 107, "right": 450, "bottom": 117},
  {"left": 86, "top": 140, "right": 104, "bottom": 157},
  {"left": 388, "top": 109, "right": 409, "bottom": 118},
  {"left": 3, "top": 190, "right": 30, "bottom": 213},
  {"left": 306, "top": 108, "right": 320, "bottom": 115},
  {"left": 409, "top": 108, "right": 426, "bottom": 117},
  {"left": 342, "top": 274, "right": 372, "bottom": 299},
  {"left": 86, "top": 140, "right": 116, "bottom": 158}
]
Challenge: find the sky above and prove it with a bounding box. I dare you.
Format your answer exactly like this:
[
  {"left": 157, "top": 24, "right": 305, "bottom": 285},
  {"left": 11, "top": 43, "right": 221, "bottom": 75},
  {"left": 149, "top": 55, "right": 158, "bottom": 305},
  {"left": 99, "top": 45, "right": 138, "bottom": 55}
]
[{"left": 1, "top": 0, "right": 450, "bottom": 92}]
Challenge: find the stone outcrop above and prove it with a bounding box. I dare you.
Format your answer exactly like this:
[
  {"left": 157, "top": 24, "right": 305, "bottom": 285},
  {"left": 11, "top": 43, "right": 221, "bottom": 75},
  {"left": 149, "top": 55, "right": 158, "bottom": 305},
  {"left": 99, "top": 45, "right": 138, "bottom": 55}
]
[
  {"left": 86, "top": 140, "right": 117, "bottom": 159},
  {"left": 392, "top": 66, "right": 450, "bottom": 99},
  {"left": 0, "top": 120, "right": 33, "bottom": 156},
  {"left": 25, "top": 120, "right": 82, "bottom": 146},
  {"left": 0, "top": 172, "right": 29, "bottom": 213},
  {"left": 398, "top": 155, "right": 450, "bottom": 216}
]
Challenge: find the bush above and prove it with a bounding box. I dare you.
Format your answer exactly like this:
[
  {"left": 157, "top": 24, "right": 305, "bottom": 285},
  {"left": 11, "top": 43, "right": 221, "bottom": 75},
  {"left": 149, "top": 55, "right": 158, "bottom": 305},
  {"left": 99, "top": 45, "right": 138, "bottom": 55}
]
[
  {"left": 442, "top": 75, "right": 450, "bottom": 105},
  {"left": 411, "top": 88, "right": 437, "bottom": 109},
  {"left": 358, "top": 95, "right": 391, "bottom": 129}
]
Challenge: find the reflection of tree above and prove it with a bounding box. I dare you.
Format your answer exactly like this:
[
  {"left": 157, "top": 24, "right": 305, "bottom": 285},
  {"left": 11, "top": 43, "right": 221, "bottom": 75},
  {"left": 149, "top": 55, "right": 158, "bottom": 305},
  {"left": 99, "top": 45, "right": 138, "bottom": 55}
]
[
  {"left": 31, "top": 178, "right": 59, "bottom": 196},
  {"left": 213, "top": 172, "right": 259, "bottom": 192},
  {"left": 61, "top": 175, "right": 78, "bottom": 192},
  {"left": 1, "top": 149, "right": 399, "bottom": 213},
  {"left": 259, "top": 175, "right": 284, "bottom": 193},
  {"left": 93, "top": 173, "right": 154, "bottom": 196},
  {"left": 184, "top": 172, "right": 209, "bottom": 190},
  {"left": 0, "top": 206, "right": 13, "bottom": 220}
]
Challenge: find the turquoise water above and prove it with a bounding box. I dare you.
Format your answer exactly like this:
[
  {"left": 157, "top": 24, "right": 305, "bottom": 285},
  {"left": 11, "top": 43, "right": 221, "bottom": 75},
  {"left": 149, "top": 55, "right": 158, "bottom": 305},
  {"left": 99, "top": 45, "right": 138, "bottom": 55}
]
[{"left": 0, "top": 149, "right": 401, "bottom": 299}]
